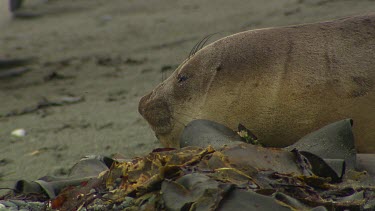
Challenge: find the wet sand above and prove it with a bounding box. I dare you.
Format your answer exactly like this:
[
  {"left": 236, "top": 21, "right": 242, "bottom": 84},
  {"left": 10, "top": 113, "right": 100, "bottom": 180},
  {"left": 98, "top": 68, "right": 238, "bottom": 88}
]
[{"left": 0, "top": 0, "right": 374, "bottom": 194}]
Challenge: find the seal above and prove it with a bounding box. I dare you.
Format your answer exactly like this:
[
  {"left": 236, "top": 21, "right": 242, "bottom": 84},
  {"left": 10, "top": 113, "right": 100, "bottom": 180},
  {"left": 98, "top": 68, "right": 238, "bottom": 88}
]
[{"left": 139, "top": 13, "right": 375, "bottom": 153}]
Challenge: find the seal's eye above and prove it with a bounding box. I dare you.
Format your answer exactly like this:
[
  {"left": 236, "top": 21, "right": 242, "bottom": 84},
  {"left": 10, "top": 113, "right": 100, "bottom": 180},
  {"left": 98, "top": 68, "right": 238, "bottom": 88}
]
[{"left": 177, "top": 74, "right": 188, "bottom": 83}]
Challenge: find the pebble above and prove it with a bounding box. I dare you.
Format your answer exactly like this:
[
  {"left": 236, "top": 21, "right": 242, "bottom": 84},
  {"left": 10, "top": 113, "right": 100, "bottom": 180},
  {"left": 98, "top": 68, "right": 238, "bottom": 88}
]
[{"left": 11, "top": 129, "right": 26, "bottom": 137}]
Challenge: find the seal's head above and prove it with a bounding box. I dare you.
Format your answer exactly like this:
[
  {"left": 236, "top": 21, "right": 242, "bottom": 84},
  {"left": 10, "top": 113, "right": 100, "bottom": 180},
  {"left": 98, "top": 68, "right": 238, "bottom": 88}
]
[{"left": 139, "top": 45, "right": 221, "bottom": 147}]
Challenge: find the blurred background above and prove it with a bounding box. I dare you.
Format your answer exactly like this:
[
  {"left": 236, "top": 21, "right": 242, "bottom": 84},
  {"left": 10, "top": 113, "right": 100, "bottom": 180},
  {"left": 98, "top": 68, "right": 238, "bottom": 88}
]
[{"left": 0, "top": 0, "right": 374, "bottom": 193}]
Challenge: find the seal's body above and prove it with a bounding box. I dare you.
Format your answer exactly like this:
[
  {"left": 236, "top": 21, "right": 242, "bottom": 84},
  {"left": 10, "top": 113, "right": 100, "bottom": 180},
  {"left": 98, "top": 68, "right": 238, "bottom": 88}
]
[{"left": 139, "top": 14, "right": 375, "bottom": 153}]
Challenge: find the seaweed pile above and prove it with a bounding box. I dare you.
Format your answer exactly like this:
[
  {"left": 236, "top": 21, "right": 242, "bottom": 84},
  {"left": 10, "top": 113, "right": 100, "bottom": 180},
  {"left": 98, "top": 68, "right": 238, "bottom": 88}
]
[{"left": 1, "top": 119, "right": 374, "bottom": 210}]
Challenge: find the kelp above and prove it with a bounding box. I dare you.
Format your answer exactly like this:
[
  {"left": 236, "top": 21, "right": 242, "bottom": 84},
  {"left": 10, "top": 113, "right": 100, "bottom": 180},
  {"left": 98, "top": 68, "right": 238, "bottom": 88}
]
[
  {"left": 1, "top": 119, "right": 375, "bottom": 210},
  {"left": 50, "top": 144, "right": 374, "bottom": 210}
]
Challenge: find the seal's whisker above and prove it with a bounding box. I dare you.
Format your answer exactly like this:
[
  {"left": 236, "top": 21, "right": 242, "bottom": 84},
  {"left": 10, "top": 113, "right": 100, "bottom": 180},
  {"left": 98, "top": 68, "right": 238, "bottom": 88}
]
[
  {"left": 189, "top": 33, "right": 216, "bottom": 59},
  {"left": 189, "top": 38, "right": 202, "bottom": 59},
  {"left": 191, "top": 35, "right": 210, "bottom": 57},
  {"left": 196, "top": 32, "right": 219, "bottom": 53}
]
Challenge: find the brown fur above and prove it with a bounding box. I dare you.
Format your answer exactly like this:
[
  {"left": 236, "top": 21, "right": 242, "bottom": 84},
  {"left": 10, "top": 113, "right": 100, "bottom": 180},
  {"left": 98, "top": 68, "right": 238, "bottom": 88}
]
[{"left": 139, "top": 14, "right": 375, "bottom": 153}]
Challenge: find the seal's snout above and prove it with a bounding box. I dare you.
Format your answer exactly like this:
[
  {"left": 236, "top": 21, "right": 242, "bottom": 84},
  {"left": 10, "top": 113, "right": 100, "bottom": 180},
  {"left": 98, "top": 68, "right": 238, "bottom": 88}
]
[
  {"left": 139, "top": 92, "right": 173, "bottom": 134},
  {"left": 138, "top": 92, "right": 152, "bottom": 117}
]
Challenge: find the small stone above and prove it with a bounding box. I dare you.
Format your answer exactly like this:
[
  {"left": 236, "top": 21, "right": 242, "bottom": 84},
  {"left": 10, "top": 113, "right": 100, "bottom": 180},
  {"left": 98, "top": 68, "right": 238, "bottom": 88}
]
[
  {"left": 11, "top": 128, "right": 26, "bottom": 137},
  {"left": 89, "top": 188, "right": 96, "bottom": 194}
]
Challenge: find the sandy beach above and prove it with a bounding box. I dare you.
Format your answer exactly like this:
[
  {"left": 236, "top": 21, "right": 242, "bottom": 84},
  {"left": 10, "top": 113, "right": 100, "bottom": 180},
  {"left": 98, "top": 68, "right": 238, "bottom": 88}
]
[{"left": 0, "top": 0, "right": 374, "bottom": 194}]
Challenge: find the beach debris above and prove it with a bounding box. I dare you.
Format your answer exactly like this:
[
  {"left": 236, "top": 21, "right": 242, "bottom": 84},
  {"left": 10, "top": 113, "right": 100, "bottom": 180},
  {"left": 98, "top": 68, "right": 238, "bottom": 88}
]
[
  {"left": 1, "top": 96, "right": 84, "bottom": 118},
  {"left": 10, "top": 155, "right": 112, "bottom": 202},
  {"left": 11, "top": 128, "right": 26, "bottom": 137},
  {"left": 1, "top": 119, "right": 374, "bottom": 210},
  {"left": 0, "top": 200, "right": 48, "bottom": 210}
]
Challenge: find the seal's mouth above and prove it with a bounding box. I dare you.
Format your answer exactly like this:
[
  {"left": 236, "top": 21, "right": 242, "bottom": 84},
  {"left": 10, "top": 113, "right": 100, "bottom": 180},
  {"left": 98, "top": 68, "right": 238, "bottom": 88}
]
[{"left": 138, "top": 92, "right": 173, "bottom": 134}]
